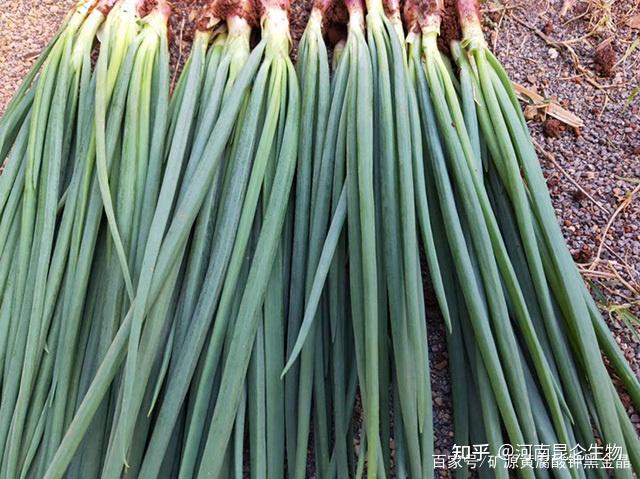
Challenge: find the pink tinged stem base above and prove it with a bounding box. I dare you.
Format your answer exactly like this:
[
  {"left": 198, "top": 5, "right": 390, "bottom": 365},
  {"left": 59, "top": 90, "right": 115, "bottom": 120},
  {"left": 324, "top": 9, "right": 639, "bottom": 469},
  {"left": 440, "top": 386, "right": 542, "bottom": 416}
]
[
  {"left": 345, "top": 0, "right": 365, "bottom": 16},
  {"left": 260, "top": 0, "right": 291, "bottom": 13},
  {"left": 155, "top": 0, "right": 171, "bottom": 19},
  {"left": 385, "top": 0, "right": 401, "bottom": 17},
  {"left": 313, "top": 0, "right": 333, "bottom": 15},
  {"left": 457, "top": 0, "right": 480, "bottom": 31},
  {"left": 456, "top": 0, "right": 480, "bottom": 23},
  {"left": 96, "top": 0, "right": 118, "bottom": 15},
  {"left": 423, "top": 12, "right": 441, "bottom": 35},
  {"left": 456, "top": 0, "right": 485, "bottom": 46},
  {"left": 404, "top": 0, "right": 443, "bottom": 35}
]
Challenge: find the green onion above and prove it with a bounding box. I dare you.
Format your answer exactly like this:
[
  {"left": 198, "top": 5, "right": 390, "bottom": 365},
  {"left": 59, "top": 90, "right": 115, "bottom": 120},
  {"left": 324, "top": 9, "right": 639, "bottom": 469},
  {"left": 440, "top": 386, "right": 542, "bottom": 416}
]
[
  {"left": 93, "top": 0, "right": 145, "bottom": 301},
  {"left": 96, "top": 3, "right": 172, "bottom": 476},
  {"left": 285, "top": 1, "right": 333, "bottom": 476},
  {"left": 364, "top": 0, "right": 433, "bottom": 474},
  {"left": 343, "top": 0, "right": 381, "bottom": 475},
  {"left": 136, "top": 11, "right": 256, "bottom": 479},
  {"left": 188, "top": 1, "right": 300, "bottom": 476},
  {"left": 408, "top": 3, "right": 563, "bottom": 476}
]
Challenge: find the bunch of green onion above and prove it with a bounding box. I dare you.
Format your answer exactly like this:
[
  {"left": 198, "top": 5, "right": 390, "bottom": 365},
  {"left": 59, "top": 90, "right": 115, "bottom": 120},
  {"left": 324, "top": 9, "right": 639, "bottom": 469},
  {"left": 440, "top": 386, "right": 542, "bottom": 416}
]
[
  {"left": 456, "top": 0, "right": 639, "bottom": 472},
  {"left": 284, "top": 0, "right": 335, "bottom": 476},
  {"left": 0, "top": 1, "right": 114, "bottom": 477},
  {"left": 404, "top": 0, "right": 640, "bottom": 476}
]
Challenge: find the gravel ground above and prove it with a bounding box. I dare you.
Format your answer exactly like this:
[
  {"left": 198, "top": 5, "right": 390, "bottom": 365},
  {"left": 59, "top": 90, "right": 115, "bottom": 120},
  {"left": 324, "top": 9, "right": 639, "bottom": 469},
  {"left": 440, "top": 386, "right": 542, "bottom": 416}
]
[{"left": 1, "top": 0, "right": 638, "bottom": 476}]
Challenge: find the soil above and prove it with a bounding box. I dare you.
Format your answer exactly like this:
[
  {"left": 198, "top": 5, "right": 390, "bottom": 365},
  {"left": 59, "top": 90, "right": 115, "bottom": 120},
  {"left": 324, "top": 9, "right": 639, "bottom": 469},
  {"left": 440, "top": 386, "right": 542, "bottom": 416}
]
[
  {"left": 544, "top": 118, "right": 566, "bottom": 137},
  {"left": 594, "top": 39, "right": 617, "bottom": 77},
  {"left": 1, "top": 0, "right": 639, "bottom": 477}
]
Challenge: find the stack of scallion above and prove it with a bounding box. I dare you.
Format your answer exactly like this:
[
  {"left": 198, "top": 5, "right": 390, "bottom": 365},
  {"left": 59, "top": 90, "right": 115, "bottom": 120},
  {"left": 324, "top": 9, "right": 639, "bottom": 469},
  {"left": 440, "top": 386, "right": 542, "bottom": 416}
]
[{"left": 0, "top": 0, "right": 637, "bottom": 476}]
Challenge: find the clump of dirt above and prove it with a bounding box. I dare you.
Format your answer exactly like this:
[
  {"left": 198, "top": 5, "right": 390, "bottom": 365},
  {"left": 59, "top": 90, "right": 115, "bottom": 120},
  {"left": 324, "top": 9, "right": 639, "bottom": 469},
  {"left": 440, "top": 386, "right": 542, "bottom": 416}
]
[
  {"left": 572, "top": 188, "right": 588, "bottom": 202},
  {"left": 96, "top": 0, "right": 118, "bottom": 15},
  {"left": 137, "top": 0, "right": 157, "bottom": 18},
  {"left": 543, "top": 118, "right": 566, "bottom": 138},
  {"left": 594, "top": 40, "right": 617, "bottom": 77},
  {"left": 402, "top": 0, "right": 425, "bottom": 33},
  {"left": 195, "top": 1, "right": 218, "bottom": 32},
  {"left": 208, "top": 0, "right": 259, "bottom": 27},
  {"left": 572, "top": 243, "right": 593, "bottom": 263}
]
